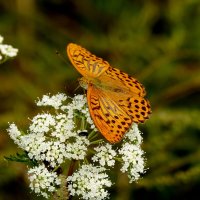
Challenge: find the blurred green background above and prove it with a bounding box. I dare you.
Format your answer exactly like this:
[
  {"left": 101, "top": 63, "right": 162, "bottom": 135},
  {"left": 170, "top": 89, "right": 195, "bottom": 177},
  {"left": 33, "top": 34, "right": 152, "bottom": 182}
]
[{"left": 0, "top": 0, "right": 200, "bottom": 199}]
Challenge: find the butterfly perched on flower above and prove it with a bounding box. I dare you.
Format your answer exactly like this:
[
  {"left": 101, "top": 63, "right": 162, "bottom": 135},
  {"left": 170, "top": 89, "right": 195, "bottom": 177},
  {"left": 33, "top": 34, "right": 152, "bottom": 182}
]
[{"left": 67, "top": 43, "right": 151, "bottom": 143}]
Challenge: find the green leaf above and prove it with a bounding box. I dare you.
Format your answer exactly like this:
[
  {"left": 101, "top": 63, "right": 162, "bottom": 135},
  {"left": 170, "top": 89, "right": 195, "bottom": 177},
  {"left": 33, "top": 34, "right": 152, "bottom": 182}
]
[{"left": 4, "top": 152, "right": 38, "bottom": 167}]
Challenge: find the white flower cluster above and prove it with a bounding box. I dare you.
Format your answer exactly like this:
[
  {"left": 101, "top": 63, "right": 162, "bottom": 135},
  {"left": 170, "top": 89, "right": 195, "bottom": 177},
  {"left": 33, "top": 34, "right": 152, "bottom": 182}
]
[
  {"left": 67, "top": 164, "right": 112, "bottom": 200},
  {"left": 0, "top": 35, "right": 18, "bottom": 63},
  {"left": 124, "top": 123, "right": 143, "bottom": 144},
  {"left": 92, "top": 143, "right": 117, "bottom": 167},
  {"left": 8, "top": 94, "right": 91, "bottom": 168},
  {"left": 7, "top": 93, "right": 146, "bottom": 199},
  {"left": 7, "top": 94, "right": 93, "bottom": 198},
  {"left": 119, "top": 124, "right": 145, "bottom": 183},
  {"left": 66, "top": 124, "right": 145, "bottom": 199},
  {"left": 7, "top": 123, "right": 22, "bottom": 146},
  {"left": 66, "top": 94, "right": 96, "bottom": 130},
  {"left": 36, "top": 93, "right": 67, "bottom": 110},
  {"left": 28, "top": 164, "right": 61, "bottom": 198}
]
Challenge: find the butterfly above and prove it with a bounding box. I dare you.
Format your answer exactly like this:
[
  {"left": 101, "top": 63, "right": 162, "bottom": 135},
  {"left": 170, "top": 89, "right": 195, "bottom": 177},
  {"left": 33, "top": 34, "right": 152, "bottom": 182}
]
[{"left": 67, "top": 43, "right": 151, "bottom": 143}]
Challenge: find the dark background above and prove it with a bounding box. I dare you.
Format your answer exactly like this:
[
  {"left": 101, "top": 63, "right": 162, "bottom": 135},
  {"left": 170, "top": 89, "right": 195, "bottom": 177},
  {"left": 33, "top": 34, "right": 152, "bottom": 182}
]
[{"left": 0, "top": 0, "right": 200, "bottom": 199}]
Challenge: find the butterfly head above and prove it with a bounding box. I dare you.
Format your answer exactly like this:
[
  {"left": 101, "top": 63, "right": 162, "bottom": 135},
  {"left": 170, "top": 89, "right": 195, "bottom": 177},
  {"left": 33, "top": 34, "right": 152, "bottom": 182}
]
[{"left": 78, "top": 77, "right": 89, "bottom": 90}]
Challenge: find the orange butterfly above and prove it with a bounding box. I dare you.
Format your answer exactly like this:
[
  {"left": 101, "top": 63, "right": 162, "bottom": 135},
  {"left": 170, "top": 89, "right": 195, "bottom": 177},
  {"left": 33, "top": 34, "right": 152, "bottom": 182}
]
[{"left": 67, "top": 43, "right": 151, "bottom": 143}]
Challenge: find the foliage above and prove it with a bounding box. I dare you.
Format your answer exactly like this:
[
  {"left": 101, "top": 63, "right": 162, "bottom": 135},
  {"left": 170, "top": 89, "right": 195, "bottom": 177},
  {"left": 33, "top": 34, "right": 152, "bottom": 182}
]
[{"left": 4, "top": 152, "right": 38, "bottom": 167}]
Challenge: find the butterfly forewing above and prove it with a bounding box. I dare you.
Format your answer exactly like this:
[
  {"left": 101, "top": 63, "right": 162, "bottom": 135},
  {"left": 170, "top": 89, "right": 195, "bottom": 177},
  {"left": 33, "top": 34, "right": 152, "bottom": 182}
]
[{"left": 67, "top": 43, "right": 109, "bottom": 78}]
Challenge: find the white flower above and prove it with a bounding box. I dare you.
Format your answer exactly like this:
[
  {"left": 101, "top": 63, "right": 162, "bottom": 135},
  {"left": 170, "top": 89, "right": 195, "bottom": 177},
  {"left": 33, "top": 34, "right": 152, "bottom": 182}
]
[
  {"left": 20, "top": 134, "right": 83, "bottom": 168},
  {"left": 6, "top": 94, "right": 93, "bottom": 169},
  {"left": 21, "top": 134, "right": 66, "bottom": 167},
  {"left": 66, "top": 94, "right": 86, "bottom": 118},
  {"left": 119, "top": 142, "right": 145, "bottom": 183},
  {"left": 36, "top": 93, "right": 67, "bottom": 109},
  {"left": 52, "top": 113, "right": 76, "bottom": 142},
  {"left": 70, "top": 94, "right": 86, "bottom": 111},
  {"left": 124, "top": 123, "right": 142, "bottom": 145},
  {"left": 28, "top": 164, "right": 61, "bottom": 198},
  {"left": 29, "top": 113, "right": 56, "bottom": 134},
  {"left": 0, "top": 44, "right": 18, "bottom": 57},
  {"left": 45, "top": 141, "right": 67, "bottom": 167},
  {"left": 7, "top": 123, "right": 22, "bottom": 146},
  {"left": 0, "top": 35, "right": 18, "bottom": 63},
  {"left": 0, "top": 35, "right": 3, "bottom": 43},
  {"left": 65, "top": 136, "right": 90, "bottom": 160},
  {"left": 63, "top": 94, "right": 96, "bottom": 131},
  {"left": 67, "top": 164, "right": 112, "bottom": 200},
  {"left": 119, "top": 124, "right": 145, "bottom": 182},
  {"left": 92, "top": 143, "right": 116, "bottom": 167},
  {"left": 20, "top": 133, "right": 46, "bottom": 159}
]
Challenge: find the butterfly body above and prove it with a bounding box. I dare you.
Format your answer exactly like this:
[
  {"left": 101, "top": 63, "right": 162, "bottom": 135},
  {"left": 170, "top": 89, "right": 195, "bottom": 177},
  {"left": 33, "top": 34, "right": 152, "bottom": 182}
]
[
  {"left": 79, "top": 76, "right": 128, "bottom": 95},
  {"left": 67, "top": 43, "right": 151, "bottom": 143}
]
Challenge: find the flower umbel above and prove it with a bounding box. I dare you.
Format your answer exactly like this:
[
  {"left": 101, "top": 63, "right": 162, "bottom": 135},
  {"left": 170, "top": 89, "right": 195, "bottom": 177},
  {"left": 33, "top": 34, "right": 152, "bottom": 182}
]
[
  {"left": 0, "top": 35, "right": 18, "bottom": 63},
  {"left": 28, "top": 164, "right": 61, "bottom": 198},
  {"left": 67, "top": 164, "right": 112, "bottom": 200},
  {"left": 119, "top": 142, "right": 145, "bottom": 183},
  {"left": 92, "top": 143, "right": 117, "bottom": 167},
  {"left": 6, "top": 93, "right": 146, "bottom": 199},
  {"left": 119, "top": 124, "right": 145, "bottom": 182}
]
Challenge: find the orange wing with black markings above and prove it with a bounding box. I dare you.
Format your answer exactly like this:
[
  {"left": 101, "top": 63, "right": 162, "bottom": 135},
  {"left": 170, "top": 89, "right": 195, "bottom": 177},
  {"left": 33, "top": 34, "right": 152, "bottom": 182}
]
[
  {"left": 67, "top": 43, "right": 151, "bottom": 143},
  {"left": 87, "top": 84, "right": 132, "bottom": 143}
]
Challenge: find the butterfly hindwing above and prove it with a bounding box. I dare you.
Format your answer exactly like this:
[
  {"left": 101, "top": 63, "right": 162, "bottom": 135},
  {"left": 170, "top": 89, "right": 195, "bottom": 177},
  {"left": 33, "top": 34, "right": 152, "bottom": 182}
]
[{"left": 117, "top": 96, "right": 151, "bottom": 123}]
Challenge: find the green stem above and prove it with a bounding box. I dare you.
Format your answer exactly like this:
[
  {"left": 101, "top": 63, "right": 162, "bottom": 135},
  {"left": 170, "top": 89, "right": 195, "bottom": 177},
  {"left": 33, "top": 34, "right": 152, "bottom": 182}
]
[
  {"left": 115, "top": 157, "right": 123, "bottom": 162},
  {"left": 80, "top": 116, "right": 85, "bottom": 130},
  {"left": 90, "top": 139, "right": 104, "bottom": 145},
  {"left": 53, "top": 165, "right": 60, "bottom": 173},
  {"left": 88, "top": 149, "right": 96, "bottom": 154},
  {"left": 89, "top": 134, "right": 99, "bottom": 141},
  {"left": 84, "top": 158, "right": 89, "bottom": 164},
  {"left": 88, "top": 129, "right": 96, "bottom": 139}
]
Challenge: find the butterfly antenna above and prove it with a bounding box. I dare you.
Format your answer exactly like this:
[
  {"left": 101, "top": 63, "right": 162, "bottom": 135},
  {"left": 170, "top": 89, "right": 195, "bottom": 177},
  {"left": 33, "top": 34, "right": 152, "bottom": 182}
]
[
  {"left": 74, "top": 84, "right": 87, "bottom": 96},
  {"left": 55, "top": 50, "right": 70, "bottom": 65},
  {"left": 74, "top": 84, "right": 81, "bottom": 92}
]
